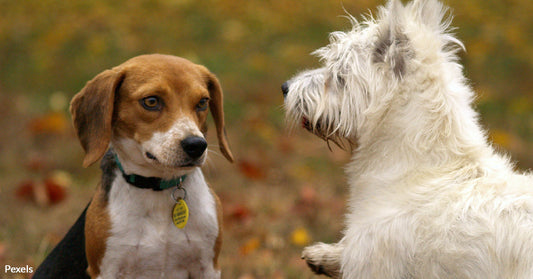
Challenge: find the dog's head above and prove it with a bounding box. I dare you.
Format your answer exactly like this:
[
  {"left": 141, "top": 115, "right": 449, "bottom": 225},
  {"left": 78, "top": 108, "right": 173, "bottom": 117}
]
[
  {"left": 70, "top": 54, "right": 233, "bottom": 178},
  {"left": 283, "top": 0, "right": 464, "bottom": 148}
]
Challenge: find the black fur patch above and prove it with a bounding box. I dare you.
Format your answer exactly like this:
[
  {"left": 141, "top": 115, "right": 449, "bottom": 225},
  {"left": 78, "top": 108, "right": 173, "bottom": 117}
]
[
  {"left": 33, "top": 204, "right": 90, "bottom": 279},
  {"left": 100, "top": 149, "right": 117, "bottom": 201}
]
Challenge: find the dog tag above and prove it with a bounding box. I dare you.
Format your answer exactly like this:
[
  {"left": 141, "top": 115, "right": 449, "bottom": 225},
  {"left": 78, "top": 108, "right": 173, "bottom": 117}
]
[{"left": 172, "top": 198, "right": 189, "bottom": 229}]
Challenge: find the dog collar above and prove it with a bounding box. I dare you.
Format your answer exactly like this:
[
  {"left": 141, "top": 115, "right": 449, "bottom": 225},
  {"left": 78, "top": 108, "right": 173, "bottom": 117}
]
[{"left": 114, "top": 154, "right": 187, "bottom": 191}]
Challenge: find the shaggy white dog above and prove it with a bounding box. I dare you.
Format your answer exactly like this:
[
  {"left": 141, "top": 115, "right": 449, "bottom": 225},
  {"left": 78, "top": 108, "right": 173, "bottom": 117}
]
[{"left": 282, "top": 0, "right": 533, "bottom": 278}]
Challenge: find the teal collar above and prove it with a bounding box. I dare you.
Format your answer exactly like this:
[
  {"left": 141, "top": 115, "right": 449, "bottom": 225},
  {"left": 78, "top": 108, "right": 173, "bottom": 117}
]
[{"left": 114, "top": 154, "right": 187, "bottom": 191}]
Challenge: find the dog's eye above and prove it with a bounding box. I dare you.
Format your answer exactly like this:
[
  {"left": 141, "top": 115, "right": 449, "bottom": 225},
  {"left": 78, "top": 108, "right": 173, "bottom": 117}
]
[
  {"left": 196, "top": 97, "right": 209, "bottom": 112},
  {"left": 140, "top": 96, "right": 162, "bottom": 111}
]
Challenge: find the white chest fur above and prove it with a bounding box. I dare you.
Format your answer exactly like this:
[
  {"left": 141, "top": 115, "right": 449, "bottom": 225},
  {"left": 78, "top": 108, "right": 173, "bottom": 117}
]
[{"left": 97, "top": 168, "right": 220, "bottom": 279}]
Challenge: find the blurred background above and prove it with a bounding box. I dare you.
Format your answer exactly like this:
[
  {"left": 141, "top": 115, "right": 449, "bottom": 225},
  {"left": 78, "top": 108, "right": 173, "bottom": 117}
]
[{"left": 0, "top": 0, "right": 532, "bottom": 278}]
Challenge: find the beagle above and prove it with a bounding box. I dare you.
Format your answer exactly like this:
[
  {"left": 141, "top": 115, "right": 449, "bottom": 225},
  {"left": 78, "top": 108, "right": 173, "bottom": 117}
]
[{"left": 33, "top": 54, "right": 234, "bottom": 279}]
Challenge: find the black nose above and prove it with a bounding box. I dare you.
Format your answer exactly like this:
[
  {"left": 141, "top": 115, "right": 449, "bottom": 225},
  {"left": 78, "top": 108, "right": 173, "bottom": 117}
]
[
  {"left": 181, "top": 136, "right": 208, "bottom": 159},
  {"left": 281, "top": 81, "right": 290, "bottom": 98}
]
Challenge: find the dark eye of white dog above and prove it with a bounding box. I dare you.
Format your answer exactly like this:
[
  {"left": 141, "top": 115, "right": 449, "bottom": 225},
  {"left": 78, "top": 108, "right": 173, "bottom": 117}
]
[
  {"left": 140, "top": 96, "right": 163, "bottom": 111},
  {"left": 196, "top": 97, "right": 209, "bottom": 112}
]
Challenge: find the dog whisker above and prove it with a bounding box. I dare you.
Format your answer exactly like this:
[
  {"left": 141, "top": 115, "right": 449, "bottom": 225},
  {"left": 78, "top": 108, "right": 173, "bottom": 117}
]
[{"left": 206, "top": 147, "right": 226, "bottom": 161}]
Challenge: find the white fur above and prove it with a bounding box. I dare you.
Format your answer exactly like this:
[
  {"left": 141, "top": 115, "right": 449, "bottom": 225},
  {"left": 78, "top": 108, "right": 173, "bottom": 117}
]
[
  {"left": 112, "top": 116, "right": 205, "bottom": 180},
  {"left": 97, "top": 168, "right": 220, "bottom": 279},
  {"left": 98, "top": 115, "right": 220, "bottom": 278},
  {"left": 143, "top": 117, "right": 207, "bottom": 169},
  {"left": 285, "top": 0, "right": 533, "bottom": 278}
]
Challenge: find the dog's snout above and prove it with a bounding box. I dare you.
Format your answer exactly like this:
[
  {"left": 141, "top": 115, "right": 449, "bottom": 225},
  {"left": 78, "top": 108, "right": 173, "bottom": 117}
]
[
  {"left": 181, "top": 136, "right": 208, "bottom": 159},
  {"left": 281, "top": 81, "right": 290, "bottom": 98}
]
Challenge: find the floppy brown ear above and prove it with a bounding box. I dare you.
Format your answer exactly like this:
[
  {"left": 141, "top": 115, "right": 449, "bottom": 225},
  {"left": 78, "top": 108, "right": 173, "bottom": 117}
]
[
  {"left": 206, "top": 72, "right": 234, "bottom": 163},
  {"left": 70, "top": 69, "right": 125, "bottom": 167}
]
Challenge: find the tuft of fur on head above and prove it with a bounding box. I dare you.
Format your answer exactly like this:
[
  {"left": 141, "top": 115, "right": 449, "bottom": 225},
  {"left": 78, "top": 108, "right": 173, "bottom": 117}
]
[{"left": 284, "top": 0, "right": 469, "bottom": 153}]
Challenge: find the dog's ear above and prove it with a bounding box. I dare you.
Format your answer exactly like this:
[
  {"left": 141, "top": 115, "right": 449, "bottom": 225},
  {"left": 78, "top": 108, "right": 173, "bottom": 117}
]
[
  {"left": 411, "top": 0, "right": 448, "bottom": 32},
  {"left": 202, "top": 69, "right": 234, "bottom": 163},
  {"left": 373, "top": 0, "right": 412, "bottom": 79},
  {"left": 70, "top": 69, "right": 125, "bottom": 167},
  {"left": 410, "top": 0, "right": 465, "bottom": 52}
]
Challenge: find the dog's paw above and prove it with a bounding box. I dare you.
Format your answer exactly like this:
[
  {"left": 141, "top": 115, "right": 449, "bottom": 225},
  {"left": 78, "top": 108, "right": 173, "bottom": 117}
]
[{"left": 301, "top": 243, "right": 341, "bottom": 278}]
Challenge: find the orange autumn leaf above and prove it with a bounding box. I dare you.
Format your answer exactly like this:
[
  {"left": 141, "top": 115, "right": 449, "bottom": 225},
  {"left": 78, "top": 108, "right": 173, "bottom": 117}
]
[
  {"left": 15, "top": 171, "right": 70, "bottom": 206},
  {"left": 238, "top": 160, "right": 266, "bottom": 180},
  {"left": 28, "top": 112, "right": 68, "bottom": 135},
  {"left": 240, "top": 237, "right": 261, "bottom": 255},
  {"left": 228, "top": 204, "right": 252, "bottom": 222},
  {"left": 43, "top": 177, "right": 67, "bottom": 204}
]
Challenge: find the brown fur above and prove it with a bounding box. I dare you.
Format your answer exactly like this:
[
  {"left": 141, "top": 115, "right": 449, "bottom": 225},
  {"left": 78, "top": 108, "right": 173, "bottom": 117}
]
[
  {"left": 70, "top": 54, "right": 233, "bottom": 277},
  {"left": 210, "top": 188, "right": 224, "bottom": 269},
  {"left": 70, "top": 54, "right": 234, "bottom": 167},
  {"left": 70, "top": 69, "right": 125, "bottom": 168},
  {"left": 84, "top": 186, "right": 110, "bottom": 278}
]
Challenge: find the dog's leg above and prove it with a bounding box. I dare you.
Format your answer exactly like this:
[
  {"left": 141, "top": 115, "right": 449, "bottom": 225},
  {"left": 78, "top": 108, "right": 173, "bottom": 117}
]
[{"left": 302, "top": 242, "right": 343, "bottom": 278}]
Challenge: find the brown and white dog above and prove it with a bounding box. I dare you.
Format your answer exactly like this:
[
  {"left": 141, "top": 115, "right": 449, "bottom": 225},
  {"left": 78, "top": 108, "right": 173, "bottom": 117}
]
[{"left": 34, "top": 54, "right": 234, "bottom": 279}]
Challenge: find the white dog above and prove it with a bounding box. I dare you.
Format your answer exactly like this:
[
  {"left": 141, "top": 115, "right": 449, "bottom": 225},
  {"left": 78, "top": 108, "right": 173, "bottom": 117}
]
[{"left": 282, "top": 0, "right": 533, "bottom": 278}]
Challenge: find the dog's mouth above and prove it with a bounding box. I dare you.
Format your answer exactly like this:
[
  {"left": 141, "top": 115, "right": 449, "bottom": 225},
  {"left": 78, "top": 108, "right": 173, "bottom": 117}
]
[
  {"left": 302, "top": 117, "right": 313, "bottom": 131},
  {"left": 301, "top": 116, "right": 328, "bottom": 141},
  {"left": 179, "top": 160, "right": 204, "bottom": 168},
  {"left": 146, "top": 152, "right": 158, "bottom": 161},
  {"left": 144, "top": 151, "right": 204, "bottom": 169},
  {"left": 300, "top": 116, "right": 354, "bottom": 151},
  {"left": 301, "top": 116, "right": 325, "bottom": 136}
]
